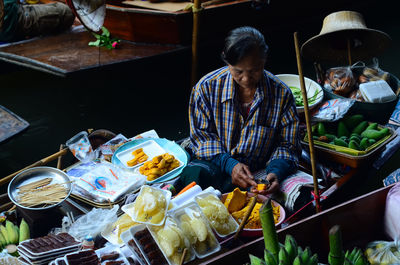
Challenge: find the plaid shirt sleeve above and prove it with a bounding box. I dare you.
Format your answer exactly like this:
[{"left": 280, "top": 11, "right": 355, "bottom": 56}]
[
  {"left": 189, "top": 82, "right": 226, "bottom": 160},
  {"left": 268, "top": 84, "right": 301, "bottom": 166}
]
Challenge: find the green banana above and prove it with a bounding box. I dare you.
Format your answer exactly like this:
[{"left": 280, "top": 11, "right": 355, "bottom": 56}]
[
  {"left": 19, "top": 218, "right": 30, "bottom": 243},
  {"left": 307, "top": 253, "right": 318, "bottom": 265},
  {"left": 292, "top": 256, "right": 303, "bottom": 265},
  {"left": 250, "top": 254, "right": 267, "bottom": 265},
  {"left": 0, "top": 232, "right": 6, "bottom": 248},
  {"left": 300, "top": 247, "right": 311, "bottom": 265},
  {"left": 264, "top": 249, "right": 278, "bottom": 265},
  {"left": 297, "top": 246, "right": 303, "bottom": 257},
  {"left": 284, "top": 235, "right": 298, "bottom": 263},
  {"left": 354, "top": 254, "right": 368, "bottom": 265},
  {"left": 6, "top": 221, "right": 18, "bottom": 244},
  {"left": 0, "top": 225, "right": 10, "bottom": 245},
  {"left": 279, "top": 246, "right": 290, "bottom": 265}
]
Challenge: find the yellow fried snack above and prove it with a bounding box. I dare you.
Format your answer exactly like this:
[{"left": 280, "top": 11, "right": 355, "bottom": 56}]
[
  {"left": 139, "top": 153, "right": 181, "bottom": 181},
  {"left": 127, "top": 148, "right": 148, "bottom": 167},
  {"left": 224, "top": 187, "right": 248, "bottom": 213}
]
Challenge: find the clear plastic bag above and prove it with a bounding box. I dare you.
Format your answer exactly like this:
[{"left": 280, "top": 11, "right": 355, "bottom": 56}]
[
  {"left": 358, "top": 57, "right": 390, "bottom": 84},
  {"left": 311, "top": 98, "right": 355, "bottom": 122},
  {"left": 68, "top": 205, "right": 119, "bottom": 241},
  {"left": 324, "top": 66, "right": 356, "bottom": 96},
  {"left": 364, "top": 240, "right": 400, "bottom": 265},
  {"left": 384, "top": 182, "right": 400, "bottom": 240}
]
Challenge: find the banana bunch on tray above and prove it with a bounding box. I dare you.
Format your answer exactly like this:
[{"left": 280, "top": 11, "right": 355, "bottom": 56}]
[{"left": 249, "top": 234, "right": 318, "bottom": 265}]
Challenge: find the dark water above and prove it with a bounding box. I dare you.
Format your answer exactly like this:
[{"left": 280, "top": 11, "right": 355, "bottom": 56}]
[{"left": 1, "top": 0, "right": 399, "bottom": 183}]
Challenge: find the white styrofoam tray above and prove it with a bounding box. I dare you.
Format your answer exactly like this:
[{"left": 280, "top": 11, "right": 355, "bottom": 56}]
[{"left": 116, "top": 140, "right": 166, "bottom": 169}]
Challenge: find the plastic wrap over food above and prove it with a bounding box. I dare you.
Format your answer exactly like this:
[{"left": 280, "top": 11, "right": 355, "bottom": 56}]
[
  {"left": 384, "top": 182, "right": 400, "bottom": 240},
  {"left": 312, "top": 98, "right": 355, "bottom": 122},
  {"left": 324, "top": 66, "right": 356, "bottom": 96},
  {"left": 68, "top": 161, "right": 146, "bottom": 203},
  {"left": 364, "top": 240, "right": 400, "bottom": 265}
]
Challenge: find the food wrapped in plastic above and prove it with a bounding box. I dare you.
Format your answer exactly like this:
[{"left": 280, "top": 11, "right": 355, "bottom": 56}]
[
  {"left": 324, "top": 66, "right": 356, "bottom": 96},
  {"left": 172, "top": 202, "right": 220, "bottom": 258},
  {"left": 101, "top": 213, "right": 138, "bottom": 245},
  {"left": 122, "top": 185, "right": 171, "bottom": 226},
  {"left": 195, "top": 192, "right": 238, "bottom": 237},
  {"left": 364, "top": 240, "right": 400, "bottom": 265},
  {"left": 148, "top": 216, "right": 195, "bottom": 265}
]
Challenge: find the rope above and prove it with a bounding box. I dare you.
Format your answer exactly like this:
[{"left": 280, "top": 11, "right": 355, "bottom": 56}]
[{"left": 281, "top": 191, "right": 327, "bottom": 225}]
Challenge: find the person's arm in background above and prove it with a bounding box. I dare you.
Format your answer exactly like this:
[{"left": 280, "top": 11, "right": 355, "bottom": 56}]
[{"left": 252, "top": 86, "right": 301, "bottom": 195}]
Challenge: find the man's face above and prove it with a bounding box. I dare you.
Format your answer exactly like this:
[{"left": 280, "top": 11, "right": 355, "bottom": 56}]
[{"left": 228, "top": 50, "right": 265, "bottom": 90}]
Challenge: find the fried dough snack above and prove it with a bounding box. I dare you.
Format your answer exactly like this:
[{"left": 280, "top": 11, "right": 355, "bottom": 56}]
[
  {"left": 139, "top": 153, "right": 180, "bottom": 181},
  {"left": 127, "top": 148, "right": 148, "bottom": 167}
]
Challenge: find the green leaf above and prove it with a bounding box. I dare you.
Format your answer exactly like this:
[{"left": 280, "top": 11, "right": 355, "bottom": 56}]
[
  {"left": 102, "top": 26, "right": 110, "bottom": 37},
  {"left": 88, "top": 39, "right": 101, "bottom": 47}
]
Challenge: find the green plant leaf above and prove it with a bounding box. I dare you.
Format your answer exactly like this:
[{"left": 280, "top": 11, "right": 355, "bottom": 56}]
[
  {"left": 88, "top": 39, "right": 101, "bottom": 46},
  {"left": 102, "top": 26, "right": 110, "bottom": 37}
]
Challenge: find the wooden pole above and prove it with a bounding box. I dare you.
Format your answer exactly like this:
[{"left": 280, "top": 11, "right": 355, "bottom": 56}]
[
  {"left": 293, "top": 32, "right": 321, "bottom": 213},
  {"left": 347, "top": 39, "right": 352, "bottom": 66},
  {"left": 57, "top": 144, "right": 65, "bottom": 170},
  {"left": 190, "top": 0, "right": 202, "bottom": 87},
  {"left": 0, "top": 148, "right": 69, "bottom": 186}
]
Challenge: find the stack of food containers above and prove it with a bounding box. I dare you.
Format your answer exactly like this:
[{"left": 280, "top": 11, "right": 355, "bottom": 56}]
[{"left": 120, "top": 185, "right": 240, "bottom": 265}]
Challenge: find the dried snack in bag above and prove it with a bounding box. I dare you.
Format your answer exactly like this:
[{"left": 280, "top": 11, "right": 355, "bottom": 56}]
[
  {"left": 324, "top": 66, "right": 356, "bottom": 96},
  {"left": 358, "top": 58, "right": 390, "bottom": 84}
]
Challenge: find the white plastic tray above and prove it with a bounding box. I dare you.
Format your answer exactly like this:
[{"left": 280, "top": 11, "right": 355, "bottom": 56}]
[
  {"left": 116, "top": 140, "right": 166, "bottom": 169},
  {"left": 95, "top": 244, "right": 129, "bottom": 264},
  {"left": 120, "top": 229, "right": 147, "bottom": 265}
]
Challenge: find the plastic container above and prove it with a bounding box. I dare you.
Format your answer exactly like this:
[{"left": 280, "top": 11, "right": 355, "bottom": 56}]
[
  {"left": 64, "top": 249, "right": 98, "bottom": 265},
  {"left": 147, "top": 216, "right": 196, "bottom": 265},
  {"left": 81, "top": 235, "right": 94, "bottom": 250},
  {"left": 359, "top": 79, "right": 397, "bottom": 103},
  {"left": 195, "top": 192, "right": 239, "bottom": 238},
  {"left": 128, "top": 224, "right": 169, "bottom": 265},
  {"left": 66, "top": 131, "right": 95, "bottom": 162},
  {"left": 95, "top": 244, "right": 129, "bottom": 264},
  {"left": 120, "top": 229, "right": 146, "bottom": 265},
  {"left": 122, "top": 185, "right": 171, "bottom": 226},
  {"left": 116, "top": 140, "right": 166, "bottom": 169},
  {"left": 170, "top": 201, "right": 221, "bottom": 259}
]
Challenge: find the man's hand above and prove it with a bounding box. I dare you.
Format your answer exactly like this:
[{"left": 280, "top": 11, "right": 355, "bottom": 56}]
[
  {"left": 251, "top": 173, "right": 279, "bottom": 195},
  {"left": 231, "top": 163, "right": 257, "bottom": 188}
]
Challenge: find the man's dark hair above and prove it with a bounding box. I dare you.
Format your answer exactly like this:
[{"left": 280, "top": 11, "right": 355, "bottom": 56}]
[{"left": 221, "top": 26, "right": 268, "bottom": 65}]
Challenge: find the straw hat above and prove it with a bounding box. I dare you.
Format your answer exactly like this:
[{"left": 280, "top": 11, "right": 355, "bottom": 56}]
[{"left": 301, "top": 11, "right": 391, "bottom": 64}]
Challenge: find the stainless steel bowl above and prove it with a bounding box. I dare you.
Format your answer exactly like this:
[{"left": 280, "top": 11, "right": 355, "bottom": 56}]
[{"left": 8, "top": 166, "right": 72, "bottom": 211}]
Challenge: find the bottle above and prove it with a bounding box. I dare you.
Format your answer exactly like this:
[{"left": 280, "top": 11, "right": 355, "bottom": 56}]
[{"left": 81, "top": 235, "right": 95, "bottom": 250}]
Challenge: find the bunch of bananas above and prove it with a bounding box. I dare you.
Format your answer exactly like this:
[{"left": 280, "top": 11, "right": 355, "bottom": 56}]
[
  {"left": 344, "top": 247, "right": 369, "bottom": 265},
  {"left": 249, "top": 235, "right": 318, "bottom": 265},
  {"left": 0, "top": 219, "right": 30, "bottom": 256}
]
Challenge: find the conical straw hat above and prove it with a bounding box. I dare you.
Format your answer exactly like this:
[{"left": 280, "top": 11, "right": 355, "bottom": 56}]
[
  {"left": 301, "top": 11, "right": 391, "bottom": 64},
  {"left": 66, "top": 0, "right": 105, "bottom": 32}
]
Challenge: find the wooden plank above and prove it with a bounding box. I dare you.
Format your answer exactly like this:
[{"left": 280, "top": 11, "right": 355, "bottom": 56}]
[{"left": 0, "top": 28, "right": 185, "bottom": 76}]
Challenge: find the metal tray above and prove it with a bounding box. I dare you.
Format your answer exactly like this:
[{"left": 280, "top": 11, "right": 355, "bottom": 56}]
[{"left": 8, "top": 166, "right": 72, "bottom": 211}]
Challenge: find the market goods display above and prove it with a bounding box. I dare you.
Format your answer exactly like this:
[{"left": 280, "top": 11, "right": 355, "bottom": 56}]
[
  {"left": 224, "top": 188, "right": 281, "bottom": 229},
  {"left": 308, "top": 114, "right": 392, "bottom": 155},
  {"left": 127, "top": 148, "right": 148, "bottom": 167},
  {"left": 249, "top": 234, "right": 319, "bottom": 265},
  {"left": 16, "top": 177, "right": 68, "bottom": 208},
  {"left": 172, "top": 202, "right": 220, "bottom": 258},
  {"left": 149, "top": 216, "right": 195, "bottom": 265},
  {"left": 122, "top": 185, "right": 171, "bottom": 225},
  {"left": 101, "top": 213, "right": 138, "bottom": 245},
  {"left": 139, "top": 153, "right": 181, "bottom": 181},
  {"left": 0, "top": 219, "right": 30, "bottom": 256},
  {"left": 195, "top": 192, "right": 239, "bottom": 236},
  {"left": 65, "top": 249, "right": 99, "bottom": 265}
]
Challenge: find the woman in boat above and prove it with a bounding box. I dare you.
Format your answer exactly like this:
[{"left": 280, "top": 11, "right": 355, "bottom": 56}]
[
  {"left": 0, "top": 0, "right": 74, "bottom": 42},
  {"left": 178, "top": 26, "right": 301, "bottom": 195}
]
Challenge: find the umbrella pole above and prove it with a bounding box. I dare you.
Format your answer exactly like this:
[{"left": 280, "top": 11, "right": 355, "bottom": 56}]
[
  {"left": 190, "top": 0, "right": 202, "bottom": 87},
  {"left": 293, "top": 32, "right": 321, "bottom": 213},
  {"left": 347, "top": 38, "right": 352, "bottom": 65}
]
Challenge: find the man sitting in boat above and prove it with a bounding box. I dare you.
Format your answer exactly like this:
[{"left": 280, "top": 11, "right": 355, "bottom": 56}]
[
  {"left": 178, "top": 26, "right": 301, "bottom": 195},
  {"left": 0, "top": 0, "right": 74, "bottom": 43}
]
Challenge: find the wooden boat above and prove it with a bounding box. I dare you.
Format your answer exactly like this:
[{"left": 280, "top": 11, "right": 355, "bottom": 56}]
[
  {"left": 196, "top": 183, "right": 394, "bottom": 264},
  {"left": 103, "top": 0, "right": 256, "bottom": 45}
]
